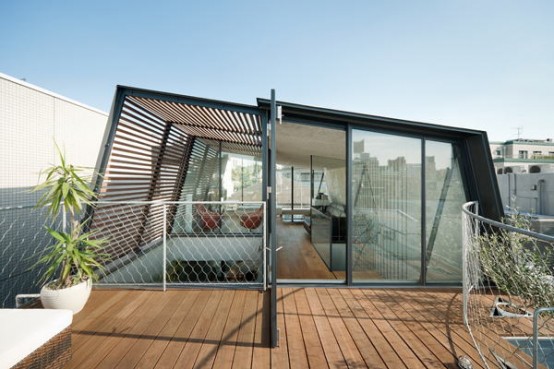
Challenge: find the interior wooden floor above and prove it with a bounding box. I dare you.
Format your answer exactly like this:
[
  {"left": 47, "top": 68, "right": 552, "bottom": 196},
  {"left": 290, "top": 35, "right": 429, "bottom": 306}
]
[
  {"left": 276, "top": 218, "right": 381, "bottom": 280},
  {"left": 276, "top": 218, "right": 340, "bottom": 280},
  {"left": 66, "top": 287, "right": 489, "bottom": 369}
]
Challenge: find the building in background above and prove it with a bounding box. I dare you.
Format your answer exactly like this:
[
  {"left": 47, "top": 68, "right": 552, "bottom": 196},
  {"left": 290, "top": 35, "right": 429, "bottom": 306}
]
[
  {"left": 0, "top": 72, "right": 108, "bottom": 307},
  {"left": 491, "top": 138, "right": 554, "bottom": 236},
  {"left": 491, "top": 138, "right": 554, "bottom": 174}
]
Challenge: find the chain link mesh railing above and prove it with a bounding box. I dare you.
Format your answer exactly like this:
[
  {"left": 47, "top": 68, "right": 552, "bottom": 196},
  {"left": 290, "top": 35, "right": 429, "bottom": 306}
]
[
  {"left": 0, "top": 205, "right": 63, "bottom": 308},
  {"left": 0, "top": 201, "right": 266, "bottom": 308},
  {"left": 93, "top": 201, "right": 266, "bottom": 289},
  {"left": 463, "top": 201, "right": 554, "bottom": 369}
]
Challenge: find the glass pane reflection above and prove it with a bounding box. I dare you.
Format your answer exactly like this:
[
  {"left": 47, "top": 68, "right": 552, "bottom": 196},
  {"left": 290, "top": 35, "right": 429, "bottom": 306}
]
[
  {"left": 425, "top": 141, "right": 467, "bottom": 283},
  {"left": 352, "top": 130, "right": 422, "bottom": 282}
]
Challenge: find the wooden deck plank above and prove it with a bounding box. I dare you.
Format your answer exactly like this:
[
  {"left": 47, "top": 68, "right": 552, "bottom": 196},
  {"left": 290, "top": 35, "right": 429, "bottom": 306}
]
[
  {"left": 172, "top": 290, "right": 226, "bottom": 369},
  {"left": 370, "top": 289, "right": 449, "bottom": 369},
  {"left": 115, "top": 291, "right": 196, "bottom": 369},
  {"left": 192, "top": 290, "right": 236, "bottom": 369},
  {"left": 379, "top": 289, "right": 466, "bottom": 368},
  {"left": 316, "top": 288, "right": 367, "bottom": 368},
  {"left": 410, "top": 290, "right": 489, "bottom": 367},
  {"left": 251, "top": 291, "right": 271, "bottom": 369},
  {"left": 64, "top": 287, "right": 501, "bottom": 369},
  {"left": 327, "top": 288, "right": 387, "bottom": 369},
  {"left": 69, "top": 289, "right": 141, "bottom": 357},
  {"left": 230, "top": 290, "right": 259, "bottom": 369},
  {"left": 293, "top": 288, "right": 330, "bottom": 369},
  {"left": 270, "top": 288, "right": 291, "bottom": 369},
  {"left": 358, "top": 289, "right": 426, "bottom": 369},
  {"left": 135, "top": 290, "right": 202, "bottom": 369},
  {"left": 70, "top": 290, "right": 164, "bottom": 368},
  {"left": 341, "top": 289, "right": 407, "bottom": 369},
  {"left": 282, "top": 288, "right": 310, "bottom": 369},
  {"left": 304, "top": 288, "right": 346, "bottom": 368},
  {"left": 95, "top": 291, "right": 182, "bottom": 369},
  {"left": 210, "top": 290, "right": 249, "bottom": 369},
  {"left": 424, "top": 290, "right": 539, "bottom": 369},
  {"left": 154, "top": 290, "right": 214, "bottom": 369},
  {"left": 414, "top": 289, "right": 505, "bottom": 368}
]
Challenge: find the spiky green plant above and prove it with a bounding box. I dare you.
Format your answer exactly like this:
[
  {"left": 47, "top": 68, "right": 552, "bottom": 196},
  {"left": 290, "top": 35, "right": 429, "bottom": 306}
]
[{"left": 34, "top": 145, "right": 108, "bottom": 289}]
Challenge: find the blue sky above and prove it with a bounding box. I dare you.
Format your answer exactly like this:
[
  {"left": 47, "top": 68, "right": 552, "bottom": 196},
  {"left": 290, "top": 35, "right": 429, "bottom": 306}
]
[{"left": 1, "top": 0, "right": 553, "bottom": 141}]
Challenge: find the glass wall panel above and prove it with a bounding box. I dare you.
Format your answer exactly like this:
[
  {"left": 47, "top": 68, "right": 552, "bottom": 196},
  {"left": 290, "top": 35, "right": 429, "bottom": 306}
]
[
  {"left": 276, "top": 166, "right": 292, "bottom": 211},
  {"left": 311, "top": 156, "right": 347, "bottom": 273},
  {"left": 276, "top": 166, "right": 311, "bottom": 222},
  {"left": 222, "top": 153, "right": 262, "bottom": 201},
  {"left": 352, "top": 130, "right": 422, "bottom": 282},
  {"left": 294, "top": 167, "right": 311, "bottom": 210},
  {"left": 425, "top": 141, "right": 467, "bottom": 283}
]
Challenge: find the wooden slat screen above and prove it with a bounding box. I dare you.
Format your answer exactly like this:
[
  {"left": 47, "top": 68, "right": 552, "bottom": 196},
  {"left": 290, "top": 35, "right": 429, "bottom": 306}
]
[
  {"left": 89, "top": 91, "right": 262, "bottom": 264},
  {"left": 129, "top": 96, "right": 262, "bottom": 147},
  {"left": 178, "top": 139, "right": 220, "bottom": 202},
  {"left": 90, "top": 97, "right": 192, "bottom": 260}
]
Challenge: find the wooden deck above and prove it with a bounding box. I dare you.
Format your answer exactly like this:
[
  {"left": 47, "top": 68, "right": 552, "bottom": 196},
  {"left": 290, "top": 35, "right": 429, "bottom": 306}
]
[{"left": 66, "top": 287, "right": 486, "bottom": 369}]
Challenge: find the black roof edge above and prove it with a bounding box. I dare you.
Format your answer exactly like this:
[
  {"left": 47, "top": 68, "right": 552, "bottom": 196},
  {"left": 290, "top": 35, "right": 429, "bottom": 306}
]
[{"left": 257, "top": 98, "right": 485, "bottom": 138}]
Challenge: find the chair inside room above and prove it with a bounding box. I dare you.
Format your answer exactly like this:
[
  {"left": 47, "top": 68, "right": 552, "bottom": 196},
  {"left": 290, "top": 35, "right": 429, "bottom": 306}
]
[
  {"left": 195, "top": 204, "right": 221, "bottom": 231},
  {"left": 240, "top": 206, "right": 264, "bottom": 231}
]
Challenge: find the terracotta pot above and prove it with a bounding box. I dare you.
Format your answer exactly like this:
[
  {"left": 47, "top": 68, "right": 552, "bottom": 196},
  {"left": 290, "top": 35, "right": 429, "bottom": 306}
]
[{"left": 40, "top": 279, "right": 92, "bottom": 314}]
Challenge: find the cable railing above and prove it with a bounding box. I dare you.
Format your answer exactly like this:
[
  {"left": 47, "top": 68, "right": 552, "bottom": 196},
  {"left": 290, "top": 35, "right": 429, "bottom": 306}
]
[{"left": 462, "top": 201, "right": 554, "bottom": 369}]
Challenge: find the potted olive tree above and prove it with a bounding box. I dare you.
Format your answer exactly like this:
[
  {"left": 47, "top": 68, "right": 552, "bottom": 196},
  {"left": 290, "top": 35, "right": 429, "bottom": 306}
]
[
  {"left": 34, "top": 148, "right": 108, "bottom": 314},
  {"left": 478, "top": 215, "right": 554, "bottom": 317}
]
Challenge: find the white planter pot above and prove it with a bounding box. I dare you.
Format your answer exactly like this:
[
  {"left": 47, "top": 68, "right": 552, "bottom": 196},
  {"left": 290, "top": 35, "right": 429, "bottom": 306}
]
[
  {"left": 495, "top": 302, "right": 532, "bottom": 318},
  {"left": 40, "top": 279, "right": 92, "bottom": 314}
]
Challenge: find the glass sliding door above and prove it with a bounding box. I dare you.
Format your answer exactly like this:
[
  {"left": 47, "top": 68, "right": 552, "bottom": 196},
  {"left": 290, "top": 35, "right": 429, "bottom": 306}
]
[
  {"left": 424, "top": 140, "right": 467, "bottom": 283},
  {"left": 351, "top": 130, "right": 422, "bottom": 283}
]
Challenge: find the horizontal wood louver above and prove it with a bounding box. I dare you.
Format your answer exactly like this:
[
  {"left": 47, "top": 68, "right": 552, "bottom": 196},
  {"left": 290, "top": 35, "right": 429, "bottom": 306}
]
[
  {"left": 201, "top": 139, "right": 262, "bottom": 157},
  {"left": 129, "top": 96, "right": 262, "bottom": 147},
  {"left": 89, "top": 90, "right": 263, "bottom": 263},
  {"left": 90, "top": 97, "right": 192, "bottom": 260}
]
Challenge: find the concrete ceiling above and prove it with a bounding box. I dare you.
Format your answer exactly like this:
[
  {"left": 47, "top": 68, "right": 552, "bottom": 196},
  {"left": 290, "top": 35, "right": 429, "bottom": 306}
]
[{"left": 276, "top": 121, "right": 345, "bottom": 168}]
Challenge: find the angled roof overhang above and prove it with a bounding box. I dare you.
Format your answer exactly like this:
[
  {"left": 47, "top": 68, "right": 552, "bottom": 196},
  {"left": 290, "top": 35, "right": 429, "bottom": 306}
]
[{"left": 257, "top": 98, "right": 503, "bottom": 221}]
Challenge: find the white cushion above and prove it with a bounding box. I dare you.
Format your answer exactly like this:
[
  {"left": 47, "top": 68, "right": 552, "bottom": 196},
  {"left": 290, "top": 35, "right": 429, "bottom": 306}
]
[{"left": 0, "top": 309, "right": 72, "bottom": 369}]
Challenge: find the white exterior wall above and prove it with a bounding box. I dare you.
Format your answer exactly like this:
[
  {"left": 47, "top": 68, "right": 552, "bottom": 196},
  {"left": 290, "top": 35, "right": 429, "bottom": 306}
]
[
  {"left": 489, "top": 142, "right": 504, "bottom": 159},
  {"left": 0, "top": 73, "right": 108, "bottom": 206},
  {"left": 0, "top": 73, "right": 108, "bottom": 307},
  {"left": 507, "top": 143, "right": 554, "bottom": 158},
  {"left": 497, "top": 173, "right": 554, "bottom": 215}
]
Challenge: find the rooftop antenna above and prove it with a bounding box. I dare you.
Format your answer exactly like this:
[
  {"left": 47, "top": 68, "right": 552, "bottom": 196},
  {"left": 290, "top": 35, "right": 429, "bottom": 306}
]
[{"left": 515, "top": 126, "right": 523, "bottom": 140}]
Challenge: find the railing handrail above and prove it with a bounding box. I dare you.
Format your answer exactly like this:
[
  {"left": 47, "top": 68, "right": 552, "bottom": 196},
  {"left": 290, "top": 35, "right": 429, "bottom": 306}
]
[
  {"left": 462, "top": 201, "right": 554, "bottom": 243},
  {"left": 95, "top": 200, "right": 265, "bottom": 205}
]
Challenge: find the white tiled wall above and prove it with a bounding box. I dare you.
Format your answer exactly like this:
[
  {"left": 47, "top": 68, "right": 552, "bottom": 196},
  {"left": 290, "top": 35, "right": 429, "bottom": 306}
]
[{"left": 0, "top": 74, "right": 108, "bottom": 206}]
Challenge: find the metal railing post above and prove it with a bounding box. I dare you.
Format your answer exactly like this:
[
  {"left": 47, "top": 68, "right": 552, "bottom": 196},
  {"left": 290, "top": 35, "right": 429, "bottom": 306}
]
[
  {"left": 533, "top": 307, "right": 554, "bottom": 369},
  {"left": 263, "top": 201, "right": 267, "bottom": 291},
  {"left": 163, "top": 203, "right": 167, "bottom": 292}
]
